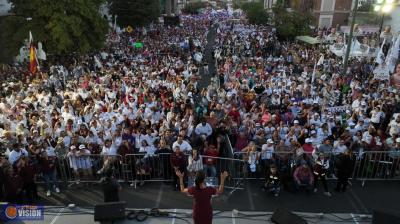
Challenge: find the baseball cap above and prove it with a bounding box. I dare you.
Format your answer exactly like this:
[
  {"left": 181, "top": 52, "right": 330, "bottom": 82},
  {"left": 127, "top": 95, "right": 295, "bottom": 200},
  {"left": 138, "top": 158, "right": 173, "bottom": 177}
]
[
  {"left": 79, "top": 144, "right": 86, "bottom": 150},
  {"left": 267, "top": 139, "right": 274, "bottom": 144},
  {"left": 294, "top": 120, "right": 299, "bottom": 124}
]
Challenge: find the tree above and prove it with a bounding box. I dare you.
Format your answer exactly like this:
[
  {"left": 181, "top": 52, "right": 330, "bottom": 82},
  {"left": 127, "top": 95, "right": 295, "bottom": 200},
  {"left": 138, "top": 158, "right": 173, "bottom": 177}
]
[
  {"left": 241, "top": 2, "right": 270, "bottom": 25},
  {"left": 239, "top": 2, "right": 312, "bottom": 40},
  {"left": 272, "top": 6, "right": 314, "bottom": 40},
  {"left": 0, "top": 0, "right": 108, "bottom": 63},
  {"left": 181, "top": 2, "right": 208, "bottom": 15},
  {"left": 108, "top": 0, "right": 160, "bottom": 28}
]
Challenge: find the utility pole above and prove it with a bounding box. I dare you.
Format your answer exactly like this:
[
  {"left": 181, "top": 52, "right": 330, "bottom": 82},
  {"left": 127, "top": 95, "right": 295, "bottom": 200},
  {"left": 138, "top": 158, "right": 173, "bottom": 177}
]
[{"left": 342, "top": 0, "right": 359, "bottom": 75}]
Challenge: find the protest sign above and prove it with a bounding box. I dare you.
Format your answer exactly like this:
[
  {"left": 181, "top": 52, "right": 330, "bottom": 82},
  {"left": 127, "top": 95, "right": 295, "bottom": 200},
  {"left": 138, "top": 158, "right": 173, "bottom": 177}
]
[{"left": 373, "top": 65, "right": 390, "bottom": 80}]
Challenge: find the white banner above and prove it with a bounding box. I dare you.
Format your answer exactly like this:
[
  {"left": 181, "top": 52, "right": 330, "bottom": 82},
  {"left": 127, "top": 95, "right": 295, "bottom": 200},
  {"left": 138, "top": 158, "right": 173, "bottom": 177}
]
[
  {"left": 326, "top": 106, "right": 351, "bottom": 113},
  {"left": 373, "top": 65, "right": 390, "bottom": 80}
]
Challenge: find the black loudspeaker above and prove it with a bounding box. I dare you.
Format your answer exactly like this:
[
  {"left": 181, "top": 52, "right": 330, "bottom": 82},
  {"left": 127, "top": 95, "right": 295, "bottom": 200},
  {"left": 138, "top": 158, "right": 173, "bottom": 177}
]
[
  {"left": 94, "top": 201, "right": 126, "bottom": 222},
  {"left": 271, "top": 208, "right": 307, "bottom": 224},
  {"left": 372, "top": 209, "right": 400, "bottom": 224},
  {"left": 164, "top": 16, "right": 180, "bottom": 26}
]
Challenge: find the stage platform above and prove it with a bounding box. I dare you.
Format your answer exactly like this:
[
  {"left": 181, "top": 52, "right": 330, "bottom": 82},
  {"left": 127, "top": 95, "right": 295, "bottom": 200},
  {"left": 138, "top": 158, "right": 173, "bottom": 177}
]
[{"left": 4, "top": 206, "right": 373, "bottom": 224}]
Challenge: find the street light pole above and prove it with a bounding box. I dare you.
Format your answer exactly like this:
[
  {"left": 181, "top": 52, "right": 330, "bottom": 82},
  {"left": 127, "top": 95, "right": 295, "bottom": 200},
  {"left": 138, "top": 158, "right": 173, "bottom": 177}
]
[
  {"left": 342, "top": 0, "right": 359, "bottom": 75},
  {"left": 378, "top": 14, "right": 385, "bottom": 34}
]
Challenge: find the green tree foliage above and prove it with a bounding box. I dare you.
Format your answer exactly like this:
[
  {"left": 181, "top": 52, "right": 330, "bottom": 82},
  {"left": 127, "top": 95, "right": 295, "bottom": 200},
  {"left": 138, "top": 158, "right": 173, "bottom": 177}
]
[
  {"left": 0, "top": 0, "right": 108, "bottom": 63},
  {"left": 181, "top": 2, "right": 208, "bottom": 14},
  {"left": 109, "top": 0, "right": 160, "bottom": 28},
  {"left": 273, "top": 7, "right": 314, "bottom": 40},
  {"left": 358, "top": 0, "right": 372, "bottom": 12},
  {"left": 239, "top": 2, "right": 313, "bottom": 40},
  {"left": 241, "top": 2, "right": 269, "bottom": 25}
]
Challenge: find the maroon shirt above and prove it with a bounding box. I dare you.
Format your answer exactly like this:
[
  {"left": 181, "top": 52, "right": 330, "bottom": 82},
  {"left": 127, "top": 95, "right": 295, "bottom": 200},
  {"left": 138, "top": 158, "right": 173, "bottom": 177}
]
[
  {"left": 4, "top": 173, "right": 24, "bottom": 201},
  {"left": 40, "top": 156, "right": 57, "bottom": 174},
  {"left": 203, "top": 148, "right": 219, "bottom": 165},
  {"left": 170, "top": 151, "right": 186, "bottom": 168},
  {"left": 188, "top": 186, "right": 217, "bottom": 224},
  {"left": 20, "top": 163, "right": 38, "bottom": 183}
]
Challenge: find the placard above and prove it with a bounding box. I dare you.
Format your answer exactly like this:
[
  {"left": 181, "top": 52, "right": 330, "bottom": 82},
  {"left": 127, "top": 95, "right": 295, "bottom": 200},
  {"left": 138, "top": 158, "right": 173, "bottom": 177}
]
[{"left": 373, "top": 66, "right": 390, "bottom": 80}]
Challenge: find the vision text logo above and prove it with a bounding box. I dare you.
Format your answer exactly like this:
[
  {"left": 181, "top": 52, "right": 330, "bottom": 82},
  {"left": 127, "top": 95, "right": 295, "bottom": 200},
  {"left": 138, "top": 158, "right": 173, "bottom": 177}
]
[{"left": 1, "top": 204, "right": 44, "bottom": 221}]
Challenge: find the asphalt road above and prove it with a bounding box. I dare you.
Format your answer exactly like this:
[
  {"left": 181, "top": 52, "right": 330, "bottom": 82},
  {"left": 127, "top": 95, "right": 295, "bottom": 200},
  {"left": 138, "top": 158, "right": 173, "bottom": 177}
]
[
  {"left": 36, "top": 179, "right": 400, "bottom": 215},
  {"left": 197, "top": 23, "right": 217, "bottom": 90}
]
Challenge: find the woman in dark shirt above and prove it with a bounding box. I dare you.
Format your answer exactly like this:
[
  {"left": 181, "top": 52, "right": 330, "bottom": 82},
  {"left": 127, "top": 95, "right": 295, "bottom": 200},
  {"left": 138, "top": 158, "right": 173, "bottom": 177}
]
[{"left": 176, "top": 170, "right": 228, "bottom": 224}]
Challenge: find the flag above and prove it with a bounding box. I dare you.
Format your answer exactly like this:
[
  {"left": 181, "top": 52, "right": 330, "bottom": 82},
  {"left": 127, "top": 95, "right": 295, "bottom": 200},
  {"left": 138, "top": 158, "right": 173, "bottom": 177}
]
[
  {"left": 317, "top": 54, "right": 324, "bottom": 66},
  {"left": 375, "top": 38, "right": 386, "bottom": 65},
  {"left": 311, "top": 62, "right": 317, "bottom": 83},
  {"left": 29, "top": 31, "right": 38, "bottom": 74},
  {"left": 385, "top": 34, "right": 400, "bottom": 73}
]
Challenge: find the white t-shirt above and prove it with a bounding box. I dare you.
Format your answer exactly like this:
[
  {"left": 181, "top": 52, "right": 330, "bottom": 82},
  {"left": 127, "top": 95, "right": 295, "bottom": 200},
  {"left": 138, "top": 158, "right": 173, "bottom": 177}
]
[
  {"left": 8, "top": 148, "right": 29, "bottom": 164},
  {"left": 172, "top": 140, "right": 192, "bottom": 153},
  {"left": 101, "top": 146, "right": 117, "bottom": 156}
]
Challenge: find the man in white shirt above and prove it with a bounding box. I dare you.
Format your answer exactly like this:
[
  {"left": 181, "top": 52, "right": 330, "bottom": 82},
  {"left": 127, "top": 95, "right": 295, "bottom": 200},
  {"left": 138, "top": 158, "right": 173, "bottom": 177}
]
[
  {"left": 370, "top": 106, "right": 384, "bottom": 128},
  {"left": 8, "top": 143, "right": 29, "bottom": 165},
  {"left": 172, "top": 135, "right": 192, "bottom": 153},
  {"left": 333, "top": 139, "right": 347, "bottom": 155},
  {"left": 195, "top": 120, "right": 213, "bottom": 137},
  {"left": 101, "top": 139, "right": 117, "bottom": 156}
]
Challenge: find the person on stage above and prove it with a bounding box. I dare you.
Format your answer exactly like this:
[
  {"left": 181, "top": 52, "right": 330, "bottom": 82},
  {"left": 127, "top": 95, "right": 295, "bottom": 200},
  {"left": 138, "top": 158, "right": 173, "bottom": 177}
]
[
  {"left": 100, "top": 169, "right": 122, "bottom": 202},
  {"left": 176, "top": 170, "right": 229, "bottom": 224}
]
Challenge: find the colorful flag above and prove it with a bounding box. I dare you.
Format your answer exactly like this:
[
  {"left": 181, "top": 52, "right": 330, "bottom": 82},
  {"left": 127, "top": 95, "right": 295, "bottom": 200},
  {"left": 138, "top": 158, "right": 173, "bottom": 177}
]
[{"left": 29, "top": 31, "right": 38, "bottom": 75}]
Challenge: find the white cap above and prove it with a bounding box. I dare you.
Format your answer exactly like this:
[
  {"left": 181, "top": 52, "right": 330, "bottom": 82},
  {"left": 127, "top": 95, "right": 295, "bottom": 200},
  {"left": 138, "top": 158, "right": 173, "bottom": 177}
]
[
  {"left": 267, "top": 139, "right": 274, "bottom": 144},
  {"left": 311, "top": 130, "right": 316, "bottom": 134},
  {"left": 79, "top": 144, "right": 86, "bottom": 150},
  {"left": 396, "top": 138, "right": 400, "bottom": 143},
  {"left": 346, "top": 110, "right": 351, "bottom": 114},
  {"left": 294, "top": 120, "right": 299, "bottom": 124},
  {"left": 305, "top": 138, "right": 313, "bottom": 143}
]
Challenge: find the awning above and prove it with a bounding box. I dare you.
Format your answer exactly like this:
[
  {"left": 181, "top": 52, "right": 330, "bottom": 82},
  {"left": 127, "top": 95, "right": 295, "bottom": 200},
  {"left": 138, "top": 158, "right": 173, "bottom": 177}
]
[{"left": 295, "top": 36, "right": 321, "bottom": 45}]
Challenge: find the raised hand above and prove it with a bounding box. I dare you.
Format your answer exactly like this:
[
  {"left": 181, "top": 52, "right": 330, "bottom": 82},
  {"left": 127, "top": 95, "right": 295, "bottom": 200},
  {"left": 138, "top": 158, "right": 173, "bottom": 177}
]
[
  {"left": 221, "top": 171, "right": 229, "bottom": 179},
  {"left": 175, "top": 170, "right": 184, "bottom": 178}
]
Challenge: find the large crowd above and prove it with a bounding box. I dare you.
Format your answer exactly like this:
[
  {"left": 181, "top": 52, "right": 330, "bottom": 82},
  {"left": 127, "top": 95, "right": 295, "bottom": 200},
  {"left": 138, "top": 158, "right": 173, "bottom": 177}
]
[{"left": 0, "top": 9, "right": 400, "bottom": 204}]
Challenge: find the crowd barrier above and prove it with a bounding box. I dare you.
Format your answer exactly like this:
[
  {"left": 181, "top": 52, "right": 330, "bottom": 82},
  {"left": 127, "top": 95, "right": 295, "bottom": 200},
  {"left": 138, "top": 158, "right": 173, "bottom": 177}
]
[
  {"left": 42, "top": 153, "right": 246, "bottom": 189},
  {"left": 231, "top": 150, "right": 400, "bottom": 184},
  {"left": 36, "top": 150, "right": 399, "bottom": 188}
]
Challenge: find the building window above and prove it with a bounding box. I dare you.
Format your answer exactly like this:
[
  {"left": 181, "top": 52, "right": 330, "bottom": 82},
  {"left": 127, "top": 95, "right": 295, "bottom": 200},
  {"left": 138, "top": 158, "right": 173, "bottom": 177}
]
[{"left": 321, "top": 0, "right": 335, "bottom": 12}]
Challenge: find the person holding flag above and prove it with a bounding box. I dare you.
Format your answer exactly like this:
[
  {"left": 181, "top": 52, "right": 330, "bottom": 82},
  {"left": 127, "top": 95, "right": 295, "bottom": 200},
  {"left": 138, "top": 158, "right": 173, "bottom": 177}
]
[{"left": 29, "top": 31, "right": 39, "bottom": 75}]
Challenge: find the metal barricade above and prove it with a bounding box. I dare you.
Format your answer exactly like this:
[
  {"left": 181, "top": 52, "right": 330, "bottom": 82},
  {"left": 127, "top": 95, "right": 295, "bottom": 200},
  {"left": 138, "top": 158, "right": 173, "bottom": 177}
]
[
  {"left": 54, "top": 154, "right": 124, "bottom": 186},
  {"left": 201, "top": 155, "right": 246, "bottom": 190},
  {"left": 124, "top": 153, "right": 175, "bottom": 187},
  {"left": 123, "top": 153, "right": 246, "bottom": 190},
  {"left": 352, "top": 151, "right": 400, "bottom": 183},
  {"left": 44, "top": 150, "right": 400, "bottom": 189},
  {"left": 232, "top": 151, "right": 296, "bottom": 180}
]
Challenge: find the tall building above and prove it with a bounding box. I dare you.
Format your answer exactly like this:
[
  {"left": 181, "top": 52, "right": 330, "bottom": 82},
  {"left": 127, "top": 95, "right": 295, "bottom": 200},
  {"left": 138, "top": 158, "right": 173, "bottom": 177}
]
[{"left": 312, "top": 0, "right": 353, "bottom": 28}]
